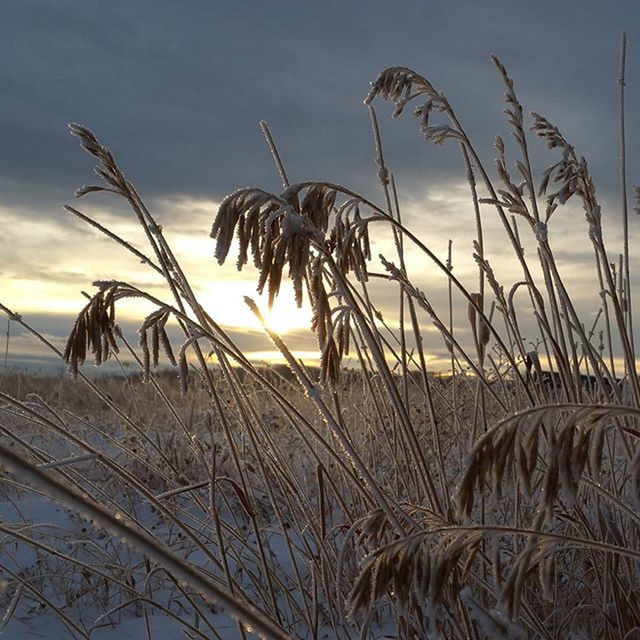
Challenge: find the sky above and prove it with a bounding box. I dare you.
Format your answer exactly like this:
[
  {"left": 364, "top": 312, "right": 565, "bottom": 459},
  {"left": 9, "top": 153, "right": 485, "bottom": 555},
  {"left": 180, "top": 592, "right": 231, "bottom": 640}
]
[{"left": 1, "top": 0, "right": 640, "bottom": 374}]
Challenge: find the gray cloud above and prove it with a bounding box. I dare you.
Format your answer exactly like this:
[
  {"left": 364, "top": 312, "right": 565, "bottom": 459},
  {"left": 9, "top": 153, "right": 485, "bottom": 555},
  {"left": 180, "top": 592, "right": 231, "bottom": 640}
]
[{"left": 1, "top": 0, "right": 638, "bottom": 212}]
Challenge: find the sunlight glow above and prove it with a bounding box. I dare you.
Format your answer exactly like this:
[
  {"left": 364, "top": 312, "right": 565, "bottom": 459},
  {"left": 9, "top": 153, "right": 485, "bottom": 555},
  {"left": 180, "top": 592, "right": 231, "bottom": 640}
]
[
  {"left": 197, "top": 281, "right": 313, "bottom": 334},
  {"left": 257, "top": 291, "right": 314, "bottom": 335},
  {"left": 245, "top": 350, "right": 321, "bottom": 364}
]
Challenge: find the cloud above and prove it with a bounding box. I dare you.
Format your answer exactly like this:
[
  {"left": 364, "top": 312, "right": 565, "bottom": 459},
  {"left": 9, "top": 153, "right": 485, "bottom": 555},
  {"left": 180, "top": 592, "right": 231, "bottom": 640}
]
[{"left": 1, "top": 0, "right": 636, "bottom": 210}]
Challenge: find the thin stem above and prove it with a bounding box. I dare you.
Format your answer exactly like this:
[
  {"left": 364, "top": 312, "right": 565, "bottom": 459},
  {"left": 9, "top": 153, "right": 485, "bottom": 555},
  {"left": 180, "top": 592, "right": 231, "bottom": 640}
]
[
  {"left": 260, "top": 121, "right": 291, "bottom": 190},
  {"left": 619, "top": 32, "right": 635, "bottom": 361}
]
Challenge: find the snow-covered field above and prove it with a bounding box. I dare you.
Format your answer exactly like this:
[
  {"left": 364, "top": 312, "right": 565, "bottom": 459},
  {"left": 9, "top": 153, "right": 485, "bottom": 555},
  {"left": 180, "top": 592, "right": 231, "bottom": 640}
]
[
  {"left": 1, "top": 364, "right": 638, "bottom": 640},
  {"left": 0, "top": 494, "right": 276, "bottom": 639},
  {"left": 0, "top": 373, "right": 394, "bottom": 639}
]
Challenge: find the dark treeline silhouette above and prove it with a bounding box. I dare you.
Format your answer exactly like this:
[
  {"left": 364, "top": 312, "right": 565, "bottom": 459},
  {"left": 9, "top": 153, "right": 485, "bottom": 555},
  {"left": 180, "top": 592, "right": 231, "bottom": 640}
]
[{"left": 531, "top": 369, "right": 625, "bottom": 400}]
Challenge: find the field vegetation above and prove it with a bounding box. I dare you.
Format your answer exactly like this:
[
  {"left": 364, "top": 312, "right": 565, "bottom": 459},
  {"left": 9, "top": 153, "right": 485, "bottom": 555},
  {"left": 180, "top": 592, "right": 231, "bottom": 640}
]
[{"left": 1, "top": 38, "right": 639, "bottom": 639}]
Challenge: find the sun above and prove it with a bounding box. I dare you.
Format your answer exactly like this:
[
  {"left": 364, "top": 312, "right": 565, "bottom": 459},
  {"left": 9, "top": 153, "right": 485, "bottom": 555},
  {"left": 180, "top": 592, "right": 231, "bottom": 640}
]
[
  {"left": 258, "top": 288, "right": 313, "bottom": 335},
  {"left": 196, "top": 280, "right": 313, "bottom": 336}
]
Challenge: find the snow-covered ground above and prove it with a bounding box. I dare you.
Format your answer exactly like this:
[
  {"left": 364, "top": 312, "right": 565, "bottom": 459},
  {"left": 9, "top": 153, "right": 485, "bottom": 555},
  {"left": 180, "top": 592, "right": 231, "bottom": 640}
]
[{"left": 0, "top": 489, "right": 325, "bottom": 639}]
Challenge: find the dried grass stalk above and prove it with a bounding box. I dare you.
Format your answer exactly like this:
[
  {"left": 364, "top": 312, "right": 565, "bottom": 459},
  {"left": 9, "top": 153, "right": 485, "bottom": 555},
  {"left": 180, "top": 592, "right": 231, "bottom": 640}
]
[{"left": 457, "top": 405, "right": 623, "bottom": 521}]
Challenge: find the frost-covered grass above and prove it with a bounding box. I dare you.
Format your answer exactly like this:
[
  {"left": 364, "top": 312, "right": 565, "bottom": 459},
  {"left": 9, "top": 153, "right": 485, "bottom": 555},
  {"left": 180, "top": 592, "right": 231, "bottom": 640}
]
[{"left": 2, "top": 39, "right": 640, "bottom": 639}]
